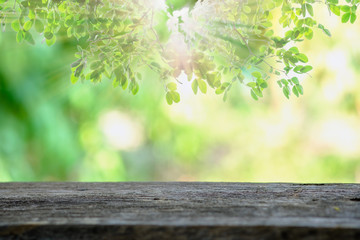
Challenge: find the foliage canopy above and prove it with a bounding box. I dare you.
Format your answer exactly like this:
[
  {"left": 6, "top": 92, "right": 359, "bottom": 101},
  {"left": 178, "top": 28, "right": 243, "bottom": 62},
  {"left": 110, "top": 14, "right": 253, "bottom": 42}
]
[{"left": 0, "top": 0, "right": 358, "bottom": 103}]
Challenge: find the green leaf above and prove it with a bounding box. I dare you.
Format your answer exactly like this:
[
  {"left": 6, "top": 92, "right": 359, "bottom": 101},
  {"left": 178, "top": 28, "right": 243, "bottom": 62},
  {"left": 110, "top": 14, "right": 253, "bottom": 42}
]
[
  {"left": 112, "top": 78, "right": 120, "bottom": 88},
  {"left": 292, "top": 86, "right": 299, "bottom": 97},
  {"left": 215, "top": 87, "right": 225, "bottom": 95},
  {"left": 16, "top": 30, "right": 24, "bottom": 43},
  {"left": 264, "top": 29, "right": 274, "bottom": 37},
  {"left": 301, "top": 4, "right": 306, "bottom": 17},
  {"left": 71, "top": 73, "right": 79, "bottom": 84},
  {"left": 291, "top": 77, "right": 299, "bottom": 85},
  {"left": 306, "top": 4, "right": 314, "bottom": 16},
  {"left": 283, "top": 87, "right": 290, "bottom": 99},
  {"left": 289, "top": 47, "right": 299, "bottom": 54},
  {"left": 222, "top": 82, "right": 231, "bottom": 88},
  {"left": 252, "top": 88, "right": 263, "bottom": 97},
  {"left": 300, "top": 65, "right": 313, "bottom": 73},
  {"left": 58, "top": 2, "right": 67, "bottom": 13},
  {"left": 191, "top": 80, "right": 198, "bottom": 95},
  {"left": 215, "top": 82, "right": 231, "bottom": 95},
  {"left": 131, "top": 81, "right": 139, "bottom": 95},
  {"left": 260, "top": 82, "right": 268, "bottom": 88},
  {"left": 74, "top": 63, "right": 84, "bottom": 78},
  {"left": 261, "top": 21, "right": 272, "bottom": 28},
  {"left": 350, "top": 13, "right": 357, "bottom": 24},
  {"left": 296, "top": 19, "right": 304, "bottom": 27},
  {"left": 341, "top": 5, "right": 351, "bottom": 12},
  {"left": 122, "top": 79, "right": 128, "bottom": 90},
  {"left": 11, "top": 20, "right": 20, "bottom": 32},
  {"left": 167, "top": 82, "right": 177, "bottom": 91},
  {"left": 23, "top": 20, "right": 33, "bottom": 31},
  {"left": 90, "top": 61, "right": 101, "bottom": 70},
  {"left": 323, "top": 28, "right": 331, "bottom": 37},
  {"left": 71, "top": 59, "right": 82, "bottom": 69},
  {"left": 44, "top": 32, "right": 54, "bottom": 40},
  {"left": 342, "top": 13, "right": 351, "bottom": 23},
  {"left": 166, "top": 92, "right": 173, "bottom": 105},
  {"left": 247, "top": 82, "right": 257, "bottom": 88},
  {"left": 24, "top": 32, "right": 35, "bottom": 45},
  {"left": 35, "top": 20, "right": 44, "bottom": 33},
  {"left": 150, "top": 62, "right": 161, "bottom": 69},
  {"left": 305, "top": 29, "right": 313, "bottom": 40},
  {"left": 293, "top": 65, "right": 303, "bottom": 73},
  {"left": 318, "top": 24, "right": 332, "bottom": 37},
  {"left": 46, "top": 35, "right": 56, "bottom": 46},
  {"left": 330, "top": 5, "right": 341, "bottom": 16},
  {"left": 170, "top": 91, "right": 180, "bottom": 103},
  {"left": 250, "top": 90, "right": 258, "bottom": 100},
  {"left": 28, "top": 9, "right": 36, "bottom": 19},
  {"left": 251, "top": 71, "right": 262, "bottom": 78},
  {"left": 296, "top": 84, "right": 304, "bottom": 95},
  {"left": 90, "top": 70, "right": 100, "bottom": 81},
  {"left": 67, "top": 27, "right": 73, "bottom": 38},
  {"left": 197, "top": 79, "right": 207, "bottom": 94},
  {"left": 296, "top": 53, "right": 308, "bottom": 63}
]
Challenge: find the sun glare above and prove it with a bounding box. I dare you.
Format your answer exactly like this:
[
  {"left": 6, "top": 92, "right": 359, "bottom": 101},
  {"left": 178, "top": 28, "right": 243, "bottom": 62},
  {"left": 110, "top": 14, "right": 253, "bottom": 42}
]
[{"left": 99, "top": 111, "right": 144, "bottom": 151}]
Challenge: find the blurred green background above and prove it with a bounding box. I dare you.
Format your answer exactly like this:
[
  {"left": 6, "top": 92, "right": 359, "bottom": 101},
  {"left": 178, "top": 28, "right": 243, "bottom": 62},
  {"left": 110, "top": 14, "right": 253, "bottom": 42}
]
[{"left": 0, "top": 4, "right": 359, "bottom": 182}]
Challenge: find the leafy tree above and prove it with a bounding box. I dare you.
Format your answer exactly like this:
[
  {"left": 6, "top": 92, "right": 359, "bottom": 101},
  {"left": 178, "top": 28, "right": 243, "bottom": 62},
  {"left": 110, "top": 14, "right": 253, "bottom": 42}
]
[{"left": 0, "top": 0, "right": 358, "bottom": 103}]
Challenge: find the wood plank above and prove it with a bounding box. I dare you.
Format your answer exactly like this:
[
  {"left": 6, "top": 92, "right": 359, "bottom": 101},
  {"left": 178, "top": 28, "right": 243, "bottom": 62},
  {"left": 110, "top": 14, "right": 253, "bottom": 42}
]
[{"left": 0, "top": 182, "right": 359, "bottom": 239}]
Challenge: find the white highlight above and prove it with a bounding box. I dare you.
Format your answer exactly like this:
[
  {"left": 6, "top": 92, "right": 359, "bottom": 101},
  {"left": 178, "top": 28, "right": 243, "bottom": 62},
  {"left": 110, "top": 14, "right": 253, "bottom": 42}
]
[{"left": 99, "top": 111, "right": 144, "bottom": 151}]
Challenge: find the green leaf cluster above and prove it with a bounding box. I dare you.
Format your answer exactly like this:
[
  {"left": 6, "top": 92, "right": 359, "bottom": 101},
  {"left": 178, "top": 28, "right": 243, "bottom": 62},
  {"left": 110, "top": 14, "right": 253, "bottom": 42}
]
[{"left": 0, "top": 0, "right": 358, "bottom": 104}]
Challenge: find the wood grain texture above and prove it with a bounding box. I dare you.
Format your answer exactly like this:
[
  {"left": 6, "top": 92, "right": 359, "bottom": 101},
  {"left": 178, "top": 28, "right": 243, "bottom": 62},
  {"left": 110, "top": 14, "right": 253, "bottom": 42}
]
[{"left": 0, "top": 182, "right": 359, "bottom": 239}]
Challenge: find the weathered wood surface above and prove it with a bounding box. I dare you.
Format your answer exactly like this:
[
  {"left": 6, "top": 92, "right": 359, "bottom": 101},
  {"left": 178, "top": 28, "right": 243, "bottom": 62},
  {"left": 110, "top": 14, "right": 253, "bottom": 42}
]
[{"left": 0, "top": 182, "right": 359, "bottom": 240}]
